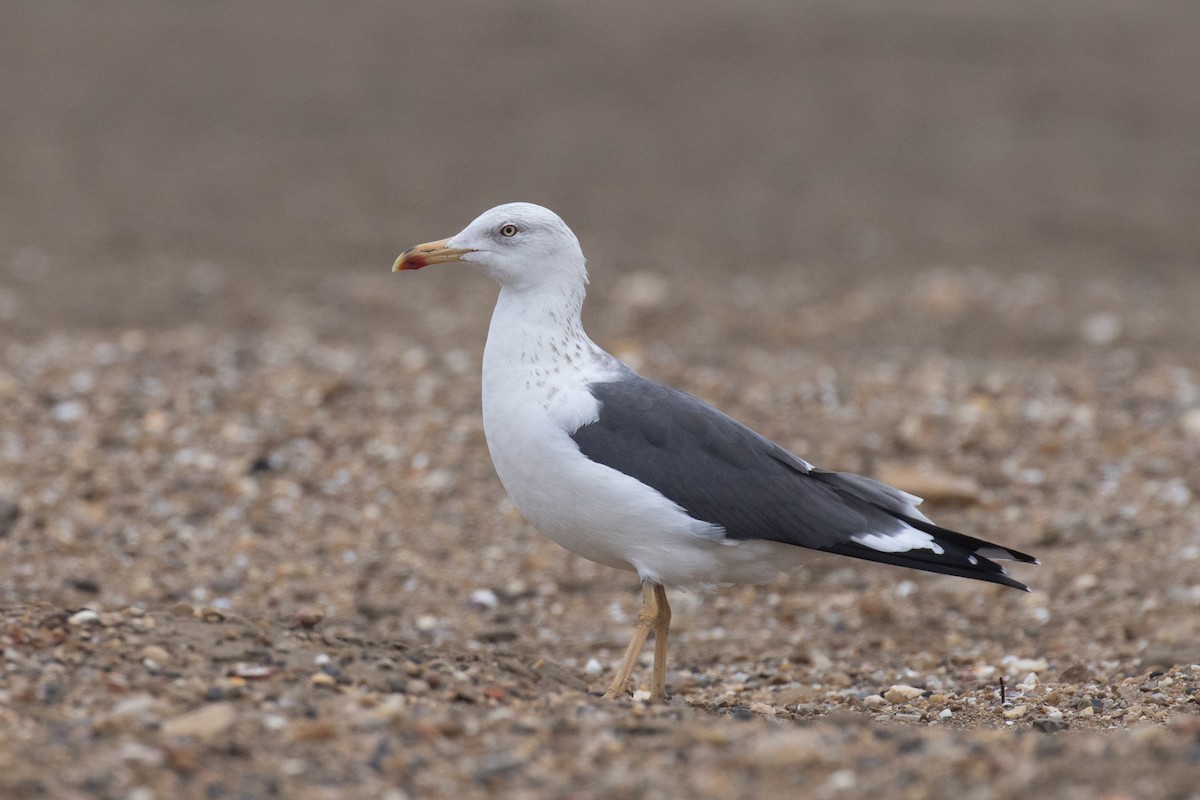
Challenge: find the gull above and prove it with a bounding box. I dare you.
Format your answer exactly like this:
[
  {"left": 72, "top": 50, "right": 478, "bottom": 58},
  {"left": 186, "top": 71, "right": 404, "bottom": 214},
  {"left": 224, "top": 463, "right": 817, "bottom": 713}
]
[{"left": 393, "top": 203, "right": 1036, "bottom": 701}]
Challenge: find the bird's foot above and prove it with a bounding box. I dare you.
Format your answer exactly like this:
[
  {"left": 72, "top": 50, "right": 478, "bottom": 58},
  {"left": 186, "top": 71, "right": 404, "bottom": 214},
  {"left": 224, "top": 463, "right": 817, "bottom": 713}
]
[{"left": 599, "top": 684, "right": 670, "bottom": 703}]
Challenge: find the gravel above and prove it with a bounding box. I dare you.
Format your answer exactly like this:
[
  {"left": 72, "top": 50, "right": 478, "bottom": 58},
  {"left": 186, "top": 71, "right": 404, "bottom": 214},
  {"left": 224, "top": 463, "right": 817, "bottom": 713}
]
[{"left": 2, "top": 269, "right": 1200, "bottom": 797}]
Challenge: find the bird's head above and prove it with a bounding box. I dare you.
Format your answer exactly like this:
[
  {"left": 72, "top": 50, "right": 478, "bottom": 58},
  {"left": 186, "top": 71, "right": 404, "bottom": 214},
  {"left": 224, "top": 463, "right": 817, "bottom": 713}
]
[{"left": 393, "top": 203, "right": 587, "bottom": 291}]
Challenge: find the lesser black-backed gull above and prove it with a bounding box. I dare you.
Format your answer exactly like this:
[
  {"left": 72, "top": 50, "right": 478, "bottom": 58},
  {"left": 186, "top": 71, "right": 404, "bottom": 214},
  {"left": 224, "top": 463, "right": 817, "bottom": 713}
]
[{"left": 394, "top": 202, "right": 1037, "bottom": 701}]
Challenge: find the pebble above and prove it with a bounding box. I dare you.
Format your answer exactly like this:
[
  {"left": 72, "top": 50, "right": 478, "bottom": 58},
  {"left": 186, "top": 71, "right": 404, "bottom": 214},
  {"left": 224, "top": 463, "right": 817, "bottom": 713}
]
[
  {"left": 583, "top": 658, "right": 603, "bottom": 676},
  {"left": 1180, "top": 408, "right": 1200, "bottom": 440},
  {"left": 111, "top": 693, "right": 162, "bottom": 719},
  {"left": 293, "top": 606, "right": 326, "bottom": 628},
  {"left": 235, "top": 664, "right": 277, "bottom": 680},
  {"left": 862, "top": 694, "right": 887, "bottom": 708},
  {"left": 68, "top": 609, "right": 100, "bottom": 626},
  {"left": 119, "top": 742, "right": 164, "bottom": 766},
  {"left": 469, "top": 588, "right": 499, "bottom": 609},
  {"left": 51, "top": 400, "right": 85, "bottom": 423},
  {"left": 1081, "top": 312, "right": 1122, "bottom": 345},
  {"left": 197, "top": 606, "right": 226, "bottom": 622},
  {"left": 1032, "top": 717, "right": 1069, "bottom": 733},
  {"left": 141, "top": 645, "right": 170, "bottom": 664},
  {"left": 1004, "top": 657, "right": 1049, "bottom": 674},
  {"left": 161, "top": 702, "right": 236, "bottom": 740},
  {"left": 749, "top": 702, "right": 777, "bottom": 716},
  {"left": 1003, "top": 705, "right": 1030, "bottom": 720},
  {"left": 883, "top": 685, "right": 924, "bottom": 704},
  {"left": 289, "top": 719, "right": 337, "bottom": 742},
  {"left": 1060, "top": 663, "right": 1090, "bottom": 683}
]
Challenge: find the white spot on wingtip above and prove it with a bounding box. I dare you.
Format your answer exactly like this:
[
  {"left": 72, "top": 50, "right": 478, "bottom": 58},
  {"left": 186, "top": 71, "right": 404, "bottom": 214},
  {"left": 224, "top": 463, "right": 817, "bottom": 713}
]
[{"left": 852, "top": 529, "right": 945, "bottom": 555}]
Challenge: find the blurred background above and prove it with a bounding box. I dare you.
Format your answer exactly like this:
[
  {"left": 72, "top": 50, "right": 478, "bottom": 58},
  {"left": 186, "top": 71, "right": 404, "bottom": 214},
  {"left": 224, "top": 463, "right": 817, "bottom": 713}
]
[{"left": 2, "top": 0, "right": 1197, "bottom": 356}]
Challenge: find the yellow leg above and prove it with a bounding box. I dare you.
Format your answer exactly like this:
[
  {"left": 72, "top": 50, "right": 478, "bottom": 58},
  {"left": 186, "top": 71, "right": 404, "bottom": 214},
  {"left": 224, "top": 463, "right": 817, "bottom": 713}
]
[
  {"left": 601, "top": 583, "right": 672, "bottom": 702},
  {"left": 649, "top": 584, "right": 671, "bottom": 702}
]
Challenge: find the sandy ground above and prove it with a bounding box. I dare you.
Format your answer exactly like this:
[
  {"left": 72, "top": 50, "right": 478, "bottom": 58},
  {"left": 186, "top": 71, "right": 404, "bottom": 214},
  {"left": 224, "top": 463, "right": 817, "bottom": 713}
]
[{"left": 3, "top": 3, "right": 1200, "bottom": 798}]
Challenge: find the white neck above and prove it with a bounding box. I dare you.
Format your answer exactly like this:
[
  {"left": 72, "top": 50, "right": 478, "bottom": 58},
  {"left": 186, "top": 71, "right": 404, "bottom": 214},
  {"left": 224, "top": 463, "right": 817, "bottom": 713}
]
[{"left": 481, "top": 278, "right": 626, "bottom": 406}]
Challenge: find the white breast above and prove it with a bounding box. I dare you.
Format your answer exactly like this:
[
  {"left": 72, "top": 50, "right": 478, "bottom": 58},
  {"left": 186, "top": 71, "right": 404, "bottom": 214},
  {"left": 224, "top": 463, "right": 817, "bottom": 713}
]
[{"left": 478, "top": 285, "right": 811, "bottom": 588}]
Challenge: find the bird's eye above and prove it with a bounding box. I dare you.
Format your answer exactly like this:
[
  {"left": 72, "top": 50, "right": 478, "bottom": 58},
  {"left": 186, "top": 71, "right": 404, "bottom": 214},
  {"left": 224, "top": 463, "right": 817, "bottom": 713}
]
[{"left": 499, "top": 224, "right": 519, "bottom": 238}]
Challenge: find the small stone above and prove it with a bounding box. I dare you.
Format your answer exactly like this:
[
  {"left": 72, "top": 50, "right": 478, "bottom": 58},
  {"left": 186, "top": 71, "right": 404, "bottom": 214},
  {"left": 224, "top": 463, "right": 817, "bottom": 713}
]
[
  {"left": 822, "top": 769, "right": 857, "bottom": 792},
  {"left": 111, "top": 693, "right": 162, "bottom": 719},
  {"left": 583, "top": 658, "right": 603, "bottom": 676},
  {"left": 119, "top": 742, "right": 164, "bottom": 766},
  {"left": 196, "top": 606, "right": 226, "bottom": 623},
  {"left": 1081, "top": 312, "right": 1121, "bottom": 345},
  {"left": 161, "top": 702, "right": 236, "bottom": 740},
  {"left": 52, "top": 400, "right": 85, "bottom": 423},
  {"left": 310, "top": 672, "right": 337, "bottom": 688},
  {"left": 469, "top": 588, "right": 499, "bottom": 609},
  {"left": 883, "top": 685, "right": 924, "bottom": 704},
  {"left": 98, "top": 611, "right": 125, "bottom": 627},
  {"left": 862, "top": 694, "right": 887, "bottom": 708},
  {"left": 141, "top": 645, "right": 170, "bottom": 664},
  {"left": 749, "top": 702, "right": 776, "bottom": 716},
  {"left": 289, "top": 719, "right": 337, "bottom": 742},
  {"left": 1180, "top": 408, "right": 1200, "bottom": 440},
  {"left": 170, "top": 602, "right": 195, "bottom": 617},
  {"left": 1005, "top": 656, "right": 1048, "bottom": 673},
  {"left": 1059, "top": 662, "right": 1089, "bottom": 683},
  {"left": 68, "top": 609, "right": 100, "bottom": 626},
  {"left": 234, "top": 664, "right": 277, "bottom": 680},
  {"left": 631, "top": 689, "right": 652, "bottom": 702},
  {"left": 292, "top": 606, "right": 325, "bottom": 628},
  {"left": 1003, "top": 704, "right": 1029, "bottom": 720},
  {"left": 1032, "top": 717, "right": 1069, "bottom": 733}
]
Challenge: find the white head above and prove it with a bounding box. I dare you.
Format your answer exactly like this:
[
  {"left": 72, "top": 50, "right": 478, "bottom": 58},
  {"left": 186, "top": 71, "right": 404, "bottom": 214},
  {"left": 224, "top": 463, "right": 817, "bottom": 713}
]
[{"left": 394, "top": 203, "right": 587, "bottom": 291}]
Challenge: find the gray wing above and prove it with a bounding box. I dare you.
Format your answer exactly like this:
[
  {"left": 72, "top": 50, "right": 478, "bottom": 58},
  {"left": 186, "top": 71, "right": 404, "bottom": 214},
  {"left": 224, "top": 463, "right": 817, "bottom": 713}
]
[{"left": 569, "top": 376, "right": 1036, "bottom": 590}]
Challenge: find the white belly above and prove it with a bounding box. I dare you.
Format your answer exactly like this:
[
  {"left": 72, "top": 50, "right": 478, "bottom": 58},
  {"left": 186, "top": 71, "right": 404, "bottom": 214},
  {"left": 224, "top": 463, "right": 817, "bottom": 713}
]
[
  {"left": 482, "top": 377, "right": 812, "bottom": 587},
  {"left": 478, "top": 285, "right": 810, "bottom": 587}
]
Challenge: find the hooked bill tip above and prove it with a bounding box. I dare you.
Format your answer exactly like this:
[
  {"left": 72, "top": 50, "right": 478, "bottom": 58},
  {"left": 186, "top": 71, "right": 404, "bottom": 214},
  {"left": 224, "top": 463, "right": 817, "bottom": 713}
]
[{"left": 393, "top": 252, "right": 427, "bottom": 271}]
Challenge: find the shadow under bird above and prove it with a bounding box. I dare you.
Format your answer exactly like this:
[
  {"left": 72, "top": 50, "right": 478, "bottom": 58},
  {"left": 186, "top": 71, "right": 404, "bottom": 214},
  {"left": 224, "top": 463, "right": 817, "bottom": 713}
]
[{"left": 393, "top": 202, "right": 1037, "bottom": 702}]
